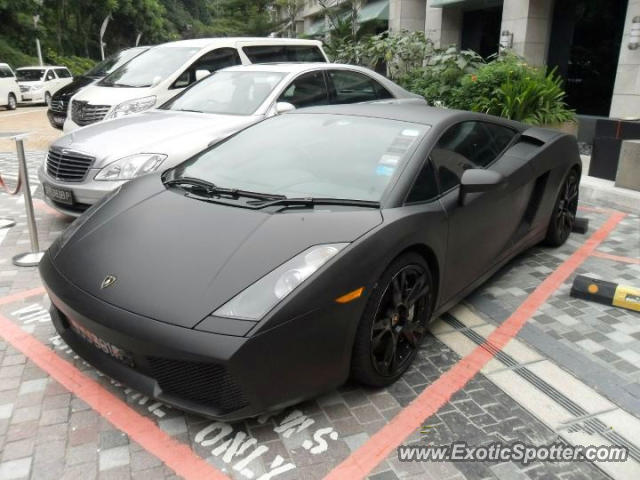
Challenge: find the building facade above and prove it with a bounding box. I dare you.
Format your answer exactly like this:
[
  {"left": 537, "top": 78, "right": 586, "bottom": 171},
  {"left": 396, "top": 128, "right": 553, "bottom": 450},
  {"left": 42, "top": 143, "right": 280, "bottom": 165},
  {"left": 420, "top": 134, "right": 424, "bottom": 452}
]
[{"left": 292, "top": 0, "right": 639, "bottom": 119}]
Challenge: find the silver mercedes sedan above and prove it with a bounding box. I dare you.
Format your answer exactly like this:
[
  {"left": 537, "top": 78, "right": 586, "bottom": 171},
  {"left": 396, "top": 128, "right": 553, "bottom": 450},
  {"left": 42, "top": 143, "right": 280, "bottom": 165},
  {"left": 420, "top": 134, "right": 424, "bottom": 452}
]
[{"left": 38, "top": 62, "right": 424, "bottom": 216}]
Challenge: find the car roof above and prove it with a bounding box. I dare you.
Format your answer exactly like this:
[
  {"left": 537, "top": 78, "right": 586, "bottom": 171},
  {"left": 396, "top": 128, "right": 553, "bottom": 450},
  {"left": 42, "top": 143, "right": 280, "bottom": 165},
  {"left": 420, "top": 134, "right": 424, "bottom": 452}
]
[
  {"left": 157, "top": 37, "right": 322, "bottom": 49},
  {"left": 287, "top": 103, "right": 523, "bottom": 129},
  {"left": 222, "top": 63, "right": 370, "bottom": 74},
  {"left": 16, "top": 66, "right": 68, "bottom": 70}
]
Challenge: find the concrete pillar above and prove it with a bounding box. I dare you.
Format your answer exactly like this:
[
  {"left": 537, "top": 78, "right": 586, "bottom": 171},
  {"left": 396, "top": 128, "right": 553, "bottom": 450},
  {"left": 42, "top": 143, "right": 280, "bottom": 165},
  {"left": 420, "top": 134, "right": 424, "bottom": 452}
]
[
  {"left": 389, "top": 0, "right": 427, "bottom": 32},
  {"left": 500, "top": 0, "right": 553, "bottom": 66},
  {"left": 424, "top": 1, "right": 462, "bottom": 48},
  {"left": 610, "top": 0, "right": 640, "bottom": 119}
]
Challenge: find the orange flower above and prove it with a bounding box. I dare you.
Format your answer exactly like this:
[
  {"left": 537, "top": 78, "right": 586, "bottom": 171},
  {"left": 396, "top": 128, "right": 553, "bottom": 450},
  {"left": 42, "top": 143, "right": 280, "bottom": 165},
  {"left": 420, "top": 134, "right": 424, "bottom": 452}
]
[{"left": 471, "top": 74, "right": 478, "bottom": 82}]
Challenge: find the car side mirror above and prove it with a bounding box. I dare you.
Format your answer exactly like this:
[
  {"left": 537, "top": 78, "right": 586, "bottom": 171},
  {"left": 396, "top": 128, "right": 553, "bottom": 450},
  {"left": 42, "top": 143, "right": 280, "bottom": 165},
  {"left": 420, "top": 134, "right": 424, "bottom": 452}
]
[
  {"left": 195, "top": 69, "right": 210, "bottom": 81},
  {"left": 275, "top": 102, "right": 296, "bottom": 115},
  {"left": 459, "top": 169, "right": 504, "bottom": 206}
]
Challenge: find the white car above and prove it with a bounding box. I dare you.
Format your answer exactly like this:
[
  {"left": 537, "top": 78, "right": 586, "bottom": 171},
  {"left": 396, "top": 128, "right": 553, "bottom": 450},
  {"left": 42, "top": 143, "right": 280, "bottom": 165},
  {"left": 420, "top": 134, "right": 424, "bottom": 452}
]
[
  {"left": 63, "top": 37, "right": 328, "bottom": 132},
  {"left": 16, "top": 66, "right": 73, "bottom": 105},
  {"left": 40, "top": 63, "right": 425, "bottom": 216},
  {"left": 0, "top": 63, "right": 19, "bottom": 110}
]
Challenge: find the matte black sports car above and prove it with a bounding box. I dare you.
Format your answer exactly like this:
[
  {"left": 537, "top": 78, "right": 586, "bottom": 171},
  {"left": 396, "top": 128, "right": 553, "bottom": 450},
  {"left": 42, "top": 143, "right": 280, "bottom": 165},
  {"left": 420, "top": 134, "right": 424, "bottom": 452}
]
[{"left": 40, "top": 104, "right": 581, "bottom": 421}]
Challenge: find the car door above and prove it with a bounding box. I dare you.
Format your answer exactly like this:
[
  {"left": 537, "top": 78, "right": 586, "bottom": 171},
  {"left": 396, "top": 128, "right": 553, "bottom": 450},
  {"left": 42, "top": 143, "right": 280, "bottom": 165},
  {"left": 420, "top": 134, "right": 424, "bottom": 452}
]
[
  {"left": 277, "top": 70, "right": 330, "bottom": 109},
  {"left": 171, "top": 48, "right": 242, "bottom": 90},
  {"left": 44, "top": 69, "right": 56, "bottom": 92},
  {"left": 0, "top": 66, "right": 9, "bottom": 103},
  {"left": 326, "top": 69, "right": 393, "bottom": 104},
  {"left": 432, "top": 120, "right": 524, "bottom": 303}
]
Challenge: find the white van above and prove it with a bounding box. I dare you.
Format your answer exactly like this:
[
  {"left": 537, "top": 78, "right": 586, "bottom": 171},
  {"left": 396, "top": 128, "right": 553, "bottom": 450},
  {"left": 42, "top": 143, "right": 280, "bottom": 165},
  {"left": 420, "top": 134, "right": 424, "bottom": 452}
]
[
  {"left": 16, "top": 66, "right": 73, "bottom": 106},
  {"left": 64, "top": 37, "right": 328, "bottom": 132},
  {"left": 0, "top": 63, "right": 20, "bottom": 110}
]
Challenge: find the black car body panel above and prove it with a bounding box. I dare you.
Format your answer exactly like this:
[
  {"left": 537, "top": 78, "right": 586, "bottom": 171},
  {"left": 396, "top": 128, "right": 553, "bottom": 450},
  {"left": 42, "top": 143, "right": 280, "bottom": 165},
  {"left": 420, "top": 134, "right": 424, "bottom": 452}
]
[{"left": 40, "top": 104, "right": 582, "bottom": 420}]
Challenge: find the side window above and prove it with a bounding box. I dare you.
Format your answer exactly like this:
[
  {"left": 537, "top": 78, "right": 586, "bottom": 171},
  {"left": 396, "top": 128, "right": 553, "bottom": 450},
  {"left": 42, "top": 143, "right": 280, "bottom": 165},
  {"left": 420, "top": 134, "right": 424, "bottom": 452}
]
[
  {"left": 45, "top": 70, "right": 56, "bottom": 81},
  {"left": 173, "top": 48, "right": 241, "bottom": 89},
  {"left": 278, "top": 71, "right": 329, "bottom": 108},
  {"left": 406, "top": 158, "right": 439, "bottom": 203},
  {"left": 0, "top": 67, "right": 11, "bottom": 78},
  {"left": 56, "top": 68, "right": 72, "bottom": 78},
  {"left": 328, "top": 70, "right": 392, "bottom": 104},
  {"left": 242, "top": 45, "right": 325, "bottom": 63},
  {"left": 431, "top": 121, "right": 517, "bottom": 192}
]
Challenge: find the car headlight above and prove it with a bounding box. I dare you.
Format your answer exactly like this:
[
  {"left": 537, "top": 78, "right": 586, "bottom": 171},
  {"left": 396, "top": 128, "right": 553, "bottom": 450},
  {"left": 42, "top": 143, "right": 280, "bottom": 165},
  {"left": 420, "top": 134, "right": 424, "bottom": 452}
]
[
  {"left": 94, "top": 153, "right": 167, "bottom": 181},
  {"left": 214, "top": 243, "right": 348, "bottom": 320},
  {"left": 106, "top": 96, "right": 156, "bottom": 119}
]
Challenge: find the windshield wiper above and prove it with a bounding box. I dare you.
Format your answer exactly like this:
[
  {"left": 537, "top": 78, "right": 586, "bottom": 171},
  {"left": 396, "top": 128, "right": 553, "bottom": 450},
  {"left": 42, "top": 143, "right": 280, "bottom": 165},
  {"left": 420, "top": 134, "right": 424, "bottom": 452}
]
[
  {"left": 164, "top": 176, "right": 285, "bottom": 201},
  {"left": 248, "top": 197, "right": 380, "bottom": 210}
]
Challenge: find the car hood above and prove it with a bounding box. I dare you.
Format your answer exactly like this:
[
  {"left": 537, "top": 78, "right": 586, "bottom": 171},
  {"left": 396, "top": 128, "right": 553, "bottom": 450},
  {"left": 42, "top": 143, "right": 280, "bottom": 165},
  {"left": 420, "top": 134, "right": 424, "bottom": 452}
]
[
  {"left": 71, "top": 84, "right": 155, "bottom": 107},
  {"left": 53, "top": 76, "right": 97, "bottom": 100},
  {"left": 53, "top": 175, "right": 382, "bottom": 328},
  {"left": 53, "top": 110, "right": 260, "bottom": 167}
]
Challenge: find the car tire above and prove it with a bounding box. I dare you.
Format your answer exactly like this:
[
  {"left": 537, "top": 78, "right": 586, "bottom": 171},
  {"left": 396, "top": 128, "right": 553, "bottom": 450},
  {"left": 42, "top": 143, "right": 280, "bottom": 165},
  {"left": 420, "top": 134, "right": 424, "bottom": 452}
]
[
  {"left": 44, "top": 92, "right": 52, "bottom": 106},
  {"left": 7, "top": 93, "right": 17, "bottom": 110},
  {"left": 544, "top": 167, "right": 579, "bottom": 247},
  {"left": 351, "top": 252, "right": 433, "bottom": 387}
]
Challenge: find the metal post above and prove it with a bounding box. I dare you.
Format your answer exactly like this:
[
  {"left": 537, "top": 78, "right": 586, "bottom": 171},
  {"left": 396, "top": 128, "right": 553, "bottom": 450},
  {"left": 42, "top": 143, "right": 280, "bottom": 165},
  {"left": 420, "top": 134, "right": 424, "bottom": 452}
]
[{"left": 12, "top": 135, "right": 45, "bottom": 267}]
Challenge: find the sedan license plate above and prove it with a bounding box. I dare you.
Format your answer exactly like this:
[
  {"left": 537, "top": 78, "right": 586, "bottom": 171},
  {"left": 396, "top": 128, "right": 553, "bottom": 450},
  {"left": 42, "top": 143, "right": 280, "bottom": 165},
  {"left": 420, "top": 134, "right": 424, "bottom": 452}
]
[
  {"left": 44, "top": 183, "right": 74, "bottom": 205},
  {"left": 68, "top": 318, "right": 134, "bottom": 367}
]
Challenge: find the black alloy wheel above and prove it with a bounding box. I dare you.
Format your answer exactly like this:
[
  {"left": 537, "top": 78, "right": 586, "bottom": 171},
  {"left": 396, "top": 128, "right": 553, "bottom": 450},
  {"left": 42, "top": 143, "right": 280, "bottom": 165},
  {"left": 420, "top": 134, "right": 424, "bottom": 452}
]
[
  {"left": 545, "top": 169, "right": 579, "bottom": 246},
  {"left": 352, "top": 253, "right": 433, "bottom": 387}
]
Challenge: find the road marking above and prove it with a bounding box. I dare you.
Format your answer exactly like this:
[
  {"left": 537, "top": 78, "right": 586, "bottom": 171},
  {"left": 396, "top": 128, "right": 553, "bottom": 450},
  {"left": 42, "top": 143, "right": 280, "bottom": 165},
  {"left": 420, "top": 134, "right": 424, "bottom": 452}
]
[
  {"left": 591, "top": 250, "right": 640, "bottom": 265},
  {"left": 438, "top": 311, "right": 640, "bottom": 479},
  {"left": 325, "top": 211, "right": 626, "bottom": 480},
  {"left": 0, "top": 294, "right": 229, "bottom": 480},
  {"left": 0, "top": 107, "right": 47, "bottom": 118}
]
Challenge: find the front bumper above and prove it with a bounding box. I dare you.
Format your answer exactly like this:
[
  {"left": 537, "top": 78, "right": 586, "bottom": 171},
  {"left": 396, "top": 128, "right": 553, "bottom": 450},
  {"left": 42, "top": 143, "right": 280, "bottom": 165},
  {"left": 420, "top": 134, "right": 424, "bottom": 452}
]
[
  {"left": 47, "top": 109, "right": 66, "bottom": 130},
  {"left": 40, "top": 251, "right": 354, "bottom": 421},
  {"left": 20, "top": 91, "right": 45, "bottom": 104},
  {"left": 37, "top": 165, "right": 125, "bottom": 217}
]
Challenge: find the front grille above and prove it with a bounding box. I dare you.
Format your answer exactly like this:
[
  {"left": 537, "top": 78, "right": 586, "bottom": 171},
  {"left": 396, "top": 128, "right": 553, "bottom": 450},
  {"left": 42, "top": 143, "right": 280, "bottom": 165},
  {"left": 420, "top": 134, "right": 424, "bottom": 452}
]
[
  {"left": 71, "top": 100, "right": 111, "bottom": 126},
  {"left": 19, "top": 85, "right": 29, "bottom": 93},
  {"left": 46, "top": 148, "right": 94, "bottom": 182},
  {"left": 148, "top": 357, "right": 249, "bottom": 413},
  {"left": 50, "top": 98, "right": 68, "bottom": 113}
]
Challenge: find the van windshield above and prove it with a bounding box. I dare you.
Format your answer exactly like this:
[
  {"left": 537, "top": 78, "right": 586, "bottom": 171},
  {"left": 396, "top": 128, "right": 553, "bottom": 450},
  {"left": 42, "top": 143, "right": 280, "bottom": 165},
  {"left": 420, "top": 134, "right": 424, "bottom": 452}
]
[
  {"left": 100, "top": 46, "right": 200, "bottom": 88},
  {"left": 16, "top": 69, "right": 44, "bottom": 81}
]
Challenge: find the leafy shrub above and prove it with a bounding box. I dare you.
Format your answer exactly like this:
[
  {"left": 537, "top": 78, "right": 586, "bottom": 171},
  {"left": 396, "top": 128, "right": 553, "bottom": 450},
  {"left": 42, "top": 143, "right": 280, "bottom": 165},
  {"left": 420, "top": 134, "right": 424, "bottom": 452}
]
[
  {"left": 0, "top": 38, "right": 38, "bottom": 68},
  {"left": 45, "top": 49, "right": 97, "bottom": 76},
  {"left": 466, "top": 56, "right": 575, "bottom": 125}
]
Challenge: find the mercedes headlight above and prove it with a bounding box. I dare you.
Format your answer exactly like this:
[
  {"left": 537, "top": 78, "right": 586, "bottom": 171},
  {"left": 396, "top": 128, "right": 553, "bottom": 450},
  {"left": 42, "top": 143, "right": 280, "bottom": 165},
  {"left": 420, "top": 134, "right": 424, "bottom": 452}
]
[
  {"left": 106, "top": 96, "right": 156, "bottom": 119},
  {"left": 94, "top": 153, "right": 166, "bottom": 181},
  {"left": 214, "top": 243, "right": 348, "bottom": 320}
]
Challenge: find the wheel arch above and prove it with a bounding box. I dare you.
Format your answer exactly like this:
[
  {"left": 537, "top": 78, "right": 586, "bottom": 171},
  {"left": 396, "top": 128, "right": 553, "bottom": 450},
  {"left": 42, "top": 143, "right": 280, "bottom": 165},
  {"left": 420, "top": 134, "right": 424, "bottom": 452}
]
[{"left": 394, "top": 243, "right": 440, "bottom": 313}]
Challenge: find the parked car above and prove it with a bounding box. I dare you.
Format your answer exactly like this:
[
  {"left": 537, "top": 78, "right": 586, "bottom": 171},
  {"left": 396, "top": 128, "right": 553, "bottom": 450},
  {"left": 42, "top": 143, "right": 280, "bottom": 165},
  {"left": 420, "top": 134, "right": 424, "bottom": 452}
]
[
  {"left": 63, "top": 37, "right": 328, "bottom": 132},
  {"left": 47, "top": 47, "right": 149, "bottom": 130},
  {"left": 16, "top": 66, "right": 73, "bottom": 105},
  {"left": 40, "top": 103, "right": 581, "bottom": 421},
  {"left": 40, "top": 62, "right": 423, "bottom": 216},
  {"left": 0, "top": 63, "right": 20, "bottom": 110}
]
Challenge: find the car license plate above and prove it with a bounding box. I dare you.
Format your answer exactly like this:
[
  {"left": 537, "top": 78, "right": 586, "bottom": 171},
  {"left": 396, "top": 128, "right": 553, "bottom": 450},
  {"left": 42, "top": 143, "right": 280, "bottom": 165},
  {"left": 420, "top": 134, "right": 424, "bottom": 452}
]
[
  {"left": 52, "top": 115, "right": 65, "bottom": 126},
  {"left": 68, "top": 317, "right": 134, "bottom": 367},
  {"left": 44, "top": 183, "right": 74, "bottom": 205}
]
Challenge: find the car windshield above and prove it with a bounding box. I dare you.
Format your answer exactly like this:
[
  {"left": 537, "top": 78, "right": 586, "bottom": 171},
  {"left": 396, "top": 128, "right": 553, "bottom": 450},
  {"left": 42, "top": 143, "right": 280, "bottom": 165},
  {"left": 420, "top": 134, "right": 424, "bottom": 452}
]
[
  {"left": 99, "top": 46, "right": 200, "bottom": 88},
  {"left": 85, "top": 48, "right": 145, "bottom": 78},
  {"left": 176, "top": 114, "right": 429, "bottom": 202},
  {"left": 162, "top": 70, "right": 286, "bottom": 115},
  {"left": 16, "top": 69, "right": 44, "bottom": 81}
]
